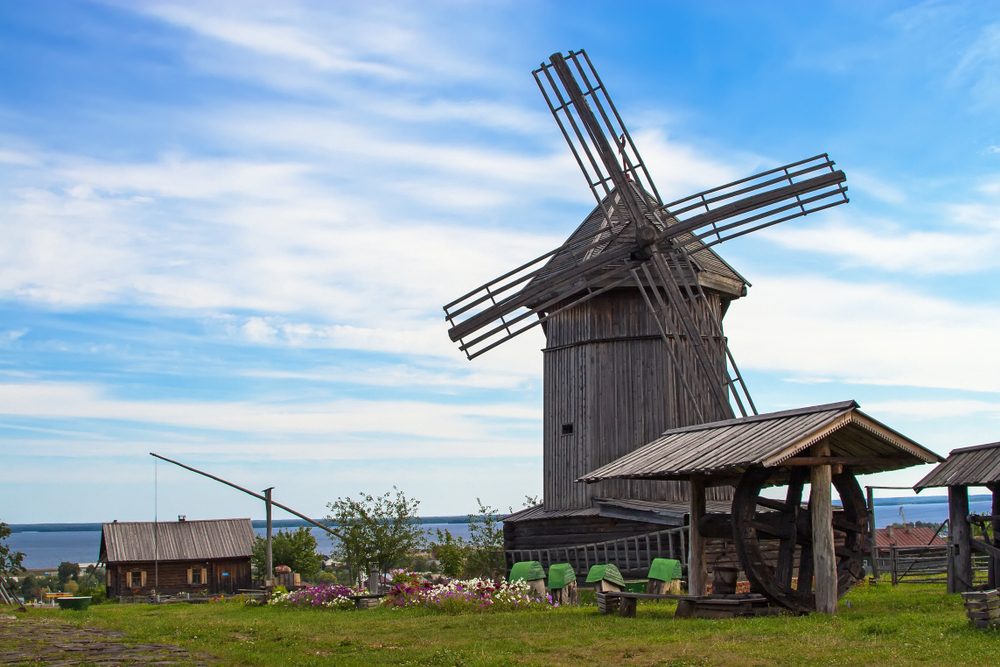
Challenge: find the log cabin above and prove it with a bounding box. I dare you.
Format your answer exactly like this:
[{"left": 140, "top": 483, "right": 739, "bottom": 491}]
[{"left": 99, "top": 517, "right": 255, "bottom": 598}]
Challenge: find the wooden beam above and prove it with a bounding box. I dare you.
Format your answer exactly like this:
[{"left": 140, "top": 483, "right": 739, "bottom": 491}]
[
  {"left": 948, "top": 485, "right": 973, "bottom": 594},
  {"left": 811, "top": 441, "right": 837, "bottom": 615},
  {"left": 780, "top": 456, "right": 902, "bottom": 467},
  {"left": 688, "top": 475, "right": 707, "bottom": 596}
]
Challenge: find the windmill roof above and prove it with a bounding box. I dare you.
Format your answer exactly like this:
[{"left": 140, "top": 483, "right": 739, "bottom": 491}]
[
  {"left": 533, "top": 184, "right": 748, "bottom": 299},
  {"left": 99, "top": 518, "right": 255, "bottom": 563},
  {"left": 914, "top": 441, "right": 1000, "bottom": 489},
  {"left": 577, "top": 401, "right": 942, "bottom": 486}
]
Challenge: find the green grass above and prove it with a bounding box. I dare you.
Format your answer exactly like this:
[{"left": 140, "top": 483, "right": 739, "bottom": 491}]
[{"left": 13, "top": 584, "right": 1000, "bottom": 666}]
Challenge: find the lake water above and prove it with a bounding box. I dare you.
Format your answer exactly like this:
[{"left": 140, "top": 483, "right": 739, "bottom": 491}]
[
  {"left": 9, "top": 498, "right": 991, "bottom": 569},
  {"left": 9, "top": 523, "right": 475, "bottom": 570}
]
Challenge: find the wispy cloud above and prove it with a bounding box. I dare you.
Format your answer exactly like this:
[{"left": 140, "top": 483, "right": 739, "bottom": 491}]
[
  {"left": 757, "top": 214, "right": 1000, "bottom": 275},
  {"left": 0, "top": 381, "right": 540, "bottom": 458},
  {"left": 727, "top": 274, "right": 1000, "bottom": 393}
]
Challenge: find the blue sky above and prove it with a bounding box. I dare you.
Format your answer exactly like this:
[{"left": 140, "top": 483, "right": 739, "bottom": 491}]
[{"left": 2, "top": 1, "right": 1000, "bottom": 523}]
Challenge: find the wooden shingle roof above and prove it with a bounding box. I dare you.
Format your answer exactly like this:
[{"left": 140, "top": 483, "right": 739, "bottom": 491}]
[
  {"left": 578, "top": 401, "right": 942, "bottom": 487},
  {"left": 530, "top": 184, "right": 748, "bottom": 300},
  {"left": 914, "top": 442, "right": 1000, "bottom": 489},
  {"left": 99, "top": 518, "right": 255, "bottom": 563}
]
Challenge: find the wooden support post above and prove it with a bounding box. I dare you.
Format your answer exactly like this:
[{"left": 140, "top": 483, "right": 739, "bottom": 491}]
[
  {"left": 866, "top": 486, "right": 879, "bottom": 580},
  {"left": 688, "top": 474, "right": 707, "bottom": 596},
  {"left": 948, "top": 485, "right": 972, "bottom": 594},
  {"left": 811, "top": 442, "right": 837, "bottom": 615},
  {"left": 264, "top": 487, "right": 274, "bottom": 584},
  {"left": 990, "top": 484, "right": 999, "bottom": 590}
]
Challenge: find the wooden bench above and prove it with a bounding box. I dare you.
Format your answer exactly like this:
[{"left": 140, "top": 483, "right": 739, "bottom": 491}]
[{"left": 601, "top": 591, "right": 780, "bottom": 619}]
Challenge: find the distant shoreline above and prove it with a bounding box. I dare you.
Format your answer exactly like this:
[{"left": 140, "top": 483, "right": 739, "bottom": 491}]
[
  {"left": 8, "top": 515, "right": 474, "bottom": 533},
  {"left": 9, "top": 494, "right": 985, "bottom": 533}
]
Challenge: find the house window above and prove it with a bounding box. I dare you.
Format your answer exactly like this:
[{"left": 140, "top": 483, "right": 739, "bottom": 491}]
[
  {"left": 561, "top": 423, "right": 574, "bottom": 435},
  {"left": 191, "top": 568, "right": 202, "bottom": 585},
  {"left": 130, "top": 571, "right": 143, "bottom": 588}
]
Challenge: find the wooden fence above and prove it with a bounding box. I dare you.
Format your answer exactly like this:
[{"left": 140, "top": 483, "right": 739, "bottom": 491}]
[
  {"left": 504, "top": 526, "right": 687, "bottom": 578},
  {"left": 877, "top": 545, "right": 991, "bottom": 585}
]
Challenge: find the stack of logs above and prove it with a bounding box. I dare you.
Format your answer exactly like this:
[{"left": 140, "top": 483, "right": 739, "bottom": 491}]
[{"left": 961, "top": 590, "right": 1000, "bottom": 628}]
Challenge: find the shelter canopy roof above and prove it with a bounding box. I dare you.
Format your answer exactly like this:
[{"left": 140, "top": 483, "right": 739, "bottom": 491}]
[
  {"left": 914, "top": 441, "right": 1000, "bottom": 489},
  {"left": 577, "top": 400, "right": 942, "bottom": 487},
  {"left": 100, "top": 518, "right": 255, "bottom": 564}
]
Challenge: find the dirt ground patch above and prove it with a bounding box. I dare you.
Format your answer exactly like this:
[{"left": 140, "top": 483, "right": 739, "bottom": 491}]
[{"left": 0, "top": 613, "right": 219, "bottom": 666}]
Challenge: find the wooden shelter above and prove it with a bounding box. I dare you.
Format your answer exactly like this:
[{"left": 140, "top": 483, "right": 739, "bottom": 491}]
[
  {"left": 578, "top": 401, "right": 942, "bottom": 613},
  {"left": 99, "top": 517, "right": 255, "bottom": 598},
  {"left": 914, "top": 442, "right": 1000, "bottom": 592}
]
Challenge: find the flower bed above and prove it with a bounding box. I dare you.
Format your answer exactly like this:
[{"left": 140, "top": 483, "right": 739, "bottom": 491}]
[
  {"left": 383, "top": 571, "right": 557, "bottom": 613},
  {"left": 271, "top": 583, "right": 368, "bottom": 610}
]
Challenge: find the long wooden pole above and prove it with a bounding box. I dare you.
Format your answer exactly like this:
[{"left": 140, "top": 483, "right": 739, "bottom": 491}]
[
  {"left": 811, "top": 441, "right": 837, "bottom": 614},
  {"left": 149, "top": 453, "right": 342, "bottom": 540},
  {"left": 263, "top": 487, "right": 274, "bottom": 583},
  {"left": 688, "top": 475, "right": 707, "bottom": 596}
]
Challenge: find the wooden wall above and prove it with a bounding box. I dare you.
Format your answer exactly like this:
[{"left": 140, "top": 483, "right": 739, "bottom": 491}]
[
  {"left": 543, "top": 288, "right": 733, "bottom": 511},
  {"left": 107, "top": 558, "right": 251, "bottom": 598}
]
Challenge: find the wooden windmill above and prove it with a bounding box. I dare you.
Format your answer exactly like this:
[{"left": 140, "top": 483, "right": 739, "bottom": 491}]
[{"left": 444, "top": 50, "right": 848, "bottom": 533}]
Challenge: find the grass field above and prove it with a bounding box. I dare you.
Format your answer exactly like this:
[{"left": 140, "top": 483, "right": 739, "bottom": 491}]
[{"left": 9, "top": 584, "right": 1000, "bottom": 666}]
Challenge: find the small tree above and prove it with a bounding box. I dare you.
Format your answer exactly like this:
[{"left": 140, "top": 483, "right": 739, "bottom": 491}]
[
  {"left": 326, "top": 487, "right": 423, "bottom": 583},
  {"left": 19, "top": 574, "right": 38, "bottom": 601},
  {"left": 58, "top": 561, "right": 81, "bottom": 584},
  {"left": 250, "top": 527, "right": 322, "bottom": 579},
  {"left": 0, "top": 522, "right": 24, "bottom": 577},
  {"left": 464, "top": 498, "right": 507, "bottom": 579},
  {"left": 429, "top": 528, "right": 471, "bottom": 578}
]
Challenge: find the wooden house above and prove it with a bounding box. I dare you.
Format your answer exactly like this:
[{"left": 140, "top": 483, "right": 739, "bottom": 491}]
[{"left": 99, "top": 517, "right": 255, "bottom": 598}]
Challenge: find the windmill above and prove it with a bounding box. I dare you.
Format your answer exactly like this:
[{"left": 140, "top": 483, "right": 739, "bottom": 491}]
[{"left": 444, "top": 50, "right": 848, "bottom": 530}]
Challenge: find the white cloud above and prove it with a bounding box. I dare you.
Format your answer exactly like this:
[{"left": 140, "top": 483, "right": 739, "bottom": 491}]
[
  {"left": 727, "top": 274, "right": 1000, "bottom": 393},
  {"left": 139, "top": 3, "right": 405, "bottom": 79},
  {"left": 863, "top": 399, "right": 1000, "bottom": 419},
  {"left": 757, "top": 215, "right": 1000, "bottom": 274},
  {"left": 0, "top": 381, "right": 540, "bottom": 458},
  {"left": 847, "top": 170, "right": 906, "bottom": 204}
]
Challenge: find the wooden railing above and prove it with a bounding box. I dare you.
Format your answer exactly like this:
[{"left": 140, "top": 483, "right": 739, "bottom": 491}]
[
  {"left": 877, "top": 545, "right": 991, "bottom": 585},
  {"left": 505, "top": 526, "right": 687, "bottom": 578}
]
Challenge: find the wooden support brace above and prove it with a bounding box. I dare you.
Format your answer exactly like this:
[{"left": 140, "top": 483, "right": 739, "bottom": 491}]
[
  {"left": 688, "top": 475, "right": 707, "bottom": 596},
  {"left": 811, "top": 441, "right": 837, "bottom": 615}
]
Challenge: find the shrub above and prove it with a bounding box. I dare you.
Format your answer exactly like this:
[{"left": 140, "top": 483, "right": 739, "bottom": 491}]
[
  {"left": 271, "top": 582, "right": 367, "bottom": 610},
  {"left": 383, "top": 570, "right": 556, "bottom": 613}
]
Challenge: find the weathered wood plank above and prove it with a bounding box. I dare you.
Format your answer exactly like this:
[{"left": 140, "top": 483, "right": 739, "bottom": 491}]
[{"left": 811, "top": 441, "right": 837, "bottom": 615}]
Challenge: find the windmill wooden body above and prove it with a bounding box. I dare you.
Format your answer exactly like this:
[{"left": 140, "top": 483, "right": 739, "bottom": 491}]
[{"left": 444, "top": 50, "right": 850, "bottom": 578}]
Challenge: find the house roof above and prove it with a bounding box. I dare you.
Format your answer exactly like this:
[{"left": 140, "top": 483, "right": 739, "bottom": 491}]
[
  {"left": 529, "top": 184, "right": 748, "bottom": 302},
  {"left": 99, "top": 518, "right": 255, "bottom": 563},
  {"left": 503, "top": 497, "right": 731, "bottom": 525},
  {"left": 873, "top": 525, "right": 945, "bottom": 548},
  {"left": 577, "top": 401, "right": 942, "bottom": 487},
  {"left": 914, "top": 441, "right": 1000, "bottom": 489}
]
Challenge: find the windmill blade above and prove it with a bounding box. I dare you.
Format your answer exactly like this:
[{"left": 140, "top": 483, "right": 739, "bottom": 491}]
[
  {"left": 660, "top": 154, "right": 848, "bottom": 252},
  {"left": 534, "top": 50, "right": 664, "bottom": 235},
  {"left": 449, "top": 259, "right": 639, "bottom": 360}
]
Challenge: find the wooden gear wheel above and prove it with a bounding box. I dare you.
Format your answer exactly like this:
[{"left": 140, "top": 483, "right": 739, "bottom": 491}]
[{"left": 731, "top": 465, "right": 868, "bottom": 613}]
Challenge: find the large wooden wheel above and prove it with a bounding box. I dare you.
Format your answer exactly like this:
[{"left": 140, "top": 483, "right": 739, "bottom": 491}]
[{"left": 732, "top": 465, "right": 868, "bottom": 613}]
